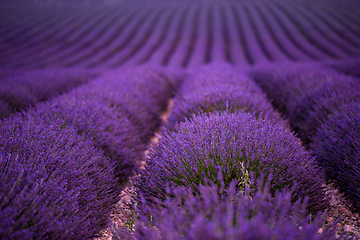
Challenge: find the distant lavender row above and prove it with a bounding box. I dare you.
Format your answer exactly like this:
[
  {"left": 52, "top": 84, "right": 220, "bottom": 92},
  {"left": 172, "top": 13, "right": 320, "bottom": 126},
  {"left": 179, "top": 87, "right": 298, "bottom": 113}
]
[
  {"left": 117, "top": 179, "right": 339, "bottom": 240},
  {"left": 0, "top": 68, "right": 99, "bottom": 119},
  {"left": 166, "top": 64, "right": 281, "bottom": 129},
  {"left": 250, "top": 63, "right": 360, "bottom": 144},
  {"left": 1, "top": 0, "right": 359, "bottom": 69},
  {"left": 324, "top": 57, "right": 360, "bottom": 79},
  {"left": 250, "top": 63, "right": 360, "bottom": 211}
]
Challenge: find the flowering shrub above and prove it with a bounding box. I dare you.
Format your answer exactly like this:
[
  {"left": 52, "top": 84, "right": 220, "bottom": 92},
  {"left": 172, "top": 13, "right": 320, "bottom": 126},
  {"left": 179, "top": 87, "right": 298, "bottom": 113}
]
[
  {"left": 115, "top": 179, "right": 338, "bottom": 240},
  {"left": 0, "top": 113, "right": 120, "bottom": 239},
  {"left": 32, "top": 67, "right": 177, "bottom": 184},
  {"left": 98, "top": 67, "right": 179, "bottom": 143},
  {"left": 311, "top": 102, "right": 360, "bottom": 212},
  {"left": 137, "top": 111, "right": 328, "bottom": 213},
  {"left": 35, "top": 94, "right": 144, "bottom": 185}
]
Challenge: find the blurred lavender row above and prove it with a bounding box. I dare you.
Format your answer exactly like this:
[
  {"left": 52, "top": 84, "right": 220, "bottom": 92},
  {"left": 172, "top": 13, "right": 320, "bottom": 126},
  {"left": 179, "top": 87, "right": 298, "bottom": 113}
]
[
  {"left": 1, "top": 0, "right": 360, "bottom": 69},
  {"left": 250, "top": 62, "right": 360, "bottom": 212},
  {"left": 0, "top": 68, "right": 99, "bottom": 119},
  {"left": 166, "top": 63, "right": 281, "bottom": 129}
]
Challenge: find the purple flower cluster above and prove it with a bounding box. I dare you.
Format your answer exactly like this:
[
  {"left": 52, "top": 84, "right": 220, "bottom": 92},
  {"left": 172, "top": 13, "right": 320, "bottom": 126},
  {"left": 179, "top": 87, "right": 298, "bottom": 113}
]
[
  {"left": 33, "top": 66, "right": 177, "bottom": 184},
  {"left": 250, "top": 63, "right": 360, "bottom": 143},
  {"left": 98, "top": 67, "right": 179, "bottom": 143},
  {"left": 0, "top": 68, "right": 99, "bottom": 119},
  {"left": 0, "top": 113, "right": 119, "bottom": 239},
  {"left": 0, "top": 66, "right": 178, "bottom": 239},
  {"left": 137, "top": 111, "right": 328, "bottom": 213},
  {"left": 311, "top": 102, "right": 360, "bottom": 212},
  {"left": 167, "top": 64, "right": 281, "bottom": 129},
  {"left": 116, "top": 179, "right": 339, "bottom": 240}
]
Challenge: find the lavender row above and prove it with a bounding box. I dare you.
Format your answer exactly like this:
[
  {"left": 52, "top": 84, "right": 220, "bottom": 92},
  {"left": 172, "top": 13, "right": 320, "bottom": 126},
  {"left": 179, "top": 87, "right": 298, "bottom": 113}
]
[
  {"left": 166, "top": 64, "right": 281, "bottom": 129},
  {"left": 250, "top": 63, "right": 360, "bottom": 211},
  {"left": 0, "top": 68, "right": 99, "bottom": 119},
  {"left": 34, "top": 66, "right": 178, "bottom": 184},
  {"left": 117, "top": 178, "right": 340, "bottom": 240},
  {"left": 129, "top": 63, "right": 332, "bottom": 238},
  {"left": 1, "top": 0, "right": 360, "bottom": 69},
  {"left": 0, "top": 66, "right": 177, "bottom": 239},
  {"left": 0, "top": 111, "right": 120, "bottom": 239},
  {"left": 311, "top": 103, "right": 360, "bottom": 212},
  {"left": 250, "top": 63, "right": 360, "bottom": 144},
  {"left": 137, "top": 111, "right": 328, "bottom": 214}
]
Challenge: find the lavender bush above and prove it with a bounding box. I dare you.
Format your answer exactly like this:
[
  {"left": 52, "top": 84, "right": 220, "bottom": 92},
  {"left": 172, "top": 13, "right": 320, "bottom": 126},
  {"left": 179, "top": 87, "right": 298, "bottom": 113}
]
[
  {"left": 0, "top": 113, "right": 120, "bottom": 239},
  {"left": 311, "top": 102, "right": 360, "bottom": 212},
  {"left": 31, "top": 66, "right": 177, "bottom": 184},
  {"left": 35, "top": 94, "right": 144, "bottom": 185},
  {"left": 116, "top": 179, "right": 340, "bottom": 240},
  {"left": 98, "top": 67, "right": 179, "bottom": 142},
  {"left": 137, "top": 111, "right": 328, "bottom": 213}
]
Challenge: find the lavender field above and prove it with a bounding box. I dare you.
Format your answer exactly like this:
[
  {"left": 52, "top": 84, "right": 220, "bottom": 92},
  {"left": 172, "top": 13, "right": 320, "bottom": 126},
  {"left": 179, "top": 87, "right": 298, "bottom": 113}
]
[{"left": 1, "top": 0, "right": 360, "bottom": 239}]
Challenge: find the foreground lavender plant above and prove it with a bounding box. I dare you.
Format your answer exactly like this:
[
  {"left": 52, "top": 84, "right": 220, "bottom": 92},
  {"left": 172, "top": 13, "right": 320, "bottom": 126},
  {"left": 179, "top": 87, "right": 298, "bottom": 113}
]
[
  {"left": 0, "top": 113, "right": 119, "bottom": 239},
  {"left": 137, "top": 111, "right": 328, "bottom": 213},
  {"left": 115, "top": 179, "right": 340, "bottom": 240},
  {"left": 311, "top": 102, "right": 360, "bottom": 212}
]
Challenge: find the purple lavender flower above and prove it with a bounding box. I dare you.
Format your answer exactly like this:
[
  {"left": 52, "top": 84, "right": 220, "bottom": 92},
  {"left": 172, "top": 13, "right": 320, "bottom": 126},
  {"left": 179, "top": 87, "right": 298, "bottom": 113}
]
[
  {"left": 137, "top": 111, "right": 328, "bottom": 213},
  {"left": 0, "top": 113, "right": 120, "bottom": 239},
  {"left": 117, "top": 179, "right": 338, "bottom": 240},
  {"left": 31, "top": 66, "right": 178, "bottom": 184},
  {"left": 311, "top": 102, "right": 360, "bottom": 212}
]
